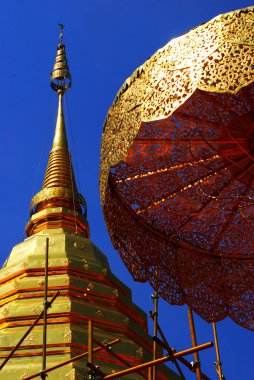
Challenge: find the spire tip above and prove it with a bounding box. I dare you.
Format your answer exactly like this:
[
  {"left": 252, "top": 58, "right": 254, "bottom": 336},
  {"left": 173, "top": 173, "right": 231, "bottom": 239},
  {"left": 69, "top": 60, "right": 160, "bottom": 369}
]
[
  {"left": 59, "top": 23, "right": 64, "bottom": 43},
  {"left": 50, "top": 25, "right": 71, "bottom": 92}
]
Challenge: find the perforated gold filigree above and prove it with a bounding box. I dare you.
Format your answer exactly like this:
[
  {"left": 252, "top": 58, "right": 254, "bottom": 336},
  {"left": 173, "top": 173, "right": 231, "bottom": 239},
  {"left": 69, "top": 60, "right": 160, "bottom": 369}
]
[
  {"left": 100, "top": 7, "right": 254, "bottom": 331},
  {"left": 100, "top": 6, "right": 254, "bottom": 203}
]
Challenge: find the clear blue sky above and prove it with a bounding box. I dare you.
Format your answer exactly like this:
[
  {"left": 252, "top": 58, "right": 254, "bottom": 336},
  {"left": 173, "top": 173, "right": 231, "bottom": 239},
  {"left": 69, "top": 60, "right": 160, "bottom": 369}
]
[{"left": 0, "top": 1, "right": 253, "bottom": 379}]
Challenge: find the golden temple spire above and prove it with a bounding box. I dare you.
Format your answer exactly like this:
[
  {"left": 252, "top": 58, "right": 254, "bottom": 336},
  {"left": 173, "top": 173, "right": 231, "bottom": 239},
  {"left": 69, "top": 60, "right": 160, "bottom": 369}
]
[
  {"left": 52, "top": 92, "right": 68, "bottom": 150},
  {"left": 26, "top": 26, "right": 89, "bottom": 238}
]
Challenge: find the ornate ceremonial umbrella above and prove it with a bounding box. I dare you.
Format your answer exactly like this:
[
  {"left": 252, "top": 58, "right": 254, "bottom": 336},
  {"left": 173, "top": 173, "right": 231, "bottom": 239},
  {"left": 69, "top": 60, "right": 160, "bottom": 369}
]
[{"left": 100, "top": 6, "right": 254, "bottom": 331}]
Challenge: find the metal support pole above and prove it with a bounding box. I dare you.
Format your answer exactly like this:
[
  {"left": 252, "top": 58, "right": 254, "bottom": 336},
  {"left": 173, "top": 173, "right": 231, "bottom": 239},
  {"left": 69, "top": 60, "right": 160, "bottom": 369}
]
[
  {"left": 41, "top": 238, "right": 49, "bottom": 380},
  {"left": 100, "top": 341, "right": 213, "bottom": 379},
  {"left": 0, "top": 291, "right": 59, "bottom": 371},
  {"left": 151, "top": 292, "right": 158, "bottom": 380},
  {"left": 24, "top": 339, "right": 121, "bottom": 380},
  {"left": 188, "top": 308, "right": 202, "bottom": 380},
  {"left": 212, "top": 322, "right": 224, "bottom": 380}
]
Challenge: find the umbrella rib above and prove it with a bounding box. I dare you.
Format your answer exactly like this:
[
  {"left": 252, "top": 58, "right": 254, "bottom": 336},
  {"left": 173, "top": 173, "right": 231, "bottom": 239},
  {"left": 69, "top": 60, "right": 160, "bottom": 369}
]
[
  {"left": 187, "top": 142, "right": 254, "bottom": 182},
  {"left": 115, "top": 154, "right": 219, "bottom": 183},
  {"left": 168, "top": 178, "right": 235, "bottom": 240},
  {"left": 210, "top": 175, "right": 254, "bottom": 254},
  {"left": 199, "top": 133, "right": 254, "bottom": 175},
  {"left": 192, "top": 88, "right": 250, "bottom": 129},
  {"left": 109, "top": 174, "right": 254, "bottom": 259},
  {"left": 171, "top": 108, "right": 247, "bottom": 133},
  {"left": 109, "top": 173, "right": 215, "bottom": 256},
  {"left": 134, "top": 138, "right": 246, "bottom": 143},
  {"left": 135, "top": 163, "right": 230, "bottom": 215},
  {"left": 165, "top": 157, "right": 254, "bottom": 243},
  {"left": 116, "top": 143, "right": 245, "bottom": 185},
  {"left": 222, "top": 124, "right": 254, "bottom": 162}
]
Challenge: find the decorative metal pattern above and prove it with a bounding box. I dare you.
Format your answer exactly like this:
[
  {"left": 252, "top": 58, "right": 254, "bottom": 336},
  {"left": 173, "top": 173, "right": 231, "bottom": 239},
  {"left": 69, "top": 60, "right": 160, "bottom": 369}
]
[
  {"left": 101, "top": 6, "right": 254, "bottom": 202},
  {"left": 74, "top": 241, "right": 85, "bottom": 249},
  {"left": 1, "top": 308, "right": 9, "bottom": 318},
  {"left": 136, "top": 347, "right": 144, "bottom": 359},
  {"left": 23, "top": 333, "right": 38, "bottom": 346},
  {"left": 112, "top": 289, "right": 119, "bottom": 297},
  {"left": 86, "top": 282, "right": 95, "bottom": 291},
  {"left": 82, "top": 259, "right": 89, "bottom": 270},
  {"left": 100, "top": 7, "right": 254, "bottom": 330},
  {"left": 95, "top": 310, "right": 104, "bottom": 319},
  {"left": 32, "top": 305, "right": 42, "bottom": 315}
]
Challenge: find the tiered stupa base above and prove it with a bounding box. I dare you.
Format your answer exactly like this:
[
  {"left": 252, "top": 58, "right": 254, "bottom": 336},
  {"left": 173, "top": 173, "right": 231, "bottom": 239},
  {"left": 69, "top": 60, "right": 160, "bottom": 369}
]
[{"left": 0, "top": 233, "right": 179, "bottom": 380}]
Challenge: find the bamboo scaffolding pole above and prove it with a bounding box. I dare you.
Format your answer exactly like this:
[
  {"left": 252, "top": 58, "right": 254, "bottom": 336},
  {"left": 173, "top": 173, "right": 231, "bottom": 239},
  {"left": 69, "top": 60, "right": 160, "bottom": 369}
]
[
  {"left": 88, "top": 320, "right": 93, "bottom": 364},
  {"left": 41, "top": 238, "right": 49, "bottom": 380},
  {"left": 0, "top": 291, "right": 59, "bottom": 371},
  {"left": 148, "top": 367, "right": 152, "bottom": 380},
  {"left": 212, "top": 322, "right": 224, "bottom": 380},
  {"left": 153, "top": 336, "right": 186, "bottom": 380},
  {"left": 158, "top": 322, "right": 211, "bottom": 379},
  {"left": 99, "top": 341, "right": 213, "bottom": 379},
  {"left": 153, "top": 319, "right": 185, "bottom": 379},
  {"left": 93, "top": 338, "right": 147, "bottom": 379},
  {"left": 150, "top": 308, "right": 211, "bottom": 380},
  {"left": 177, "top": 356, "right": 211, "bottom": 380},
  {"left": 151, "top": 292, "right": 158, "bottom": 380},
  {"left": 87, "top": 362, "right": 106, "bottom": 378},
  {"left": 23, "top": 338, "right": 121, "bottom": 380},
  {"left": 188, "top": 308, "right": 202, "bottom": 380}
]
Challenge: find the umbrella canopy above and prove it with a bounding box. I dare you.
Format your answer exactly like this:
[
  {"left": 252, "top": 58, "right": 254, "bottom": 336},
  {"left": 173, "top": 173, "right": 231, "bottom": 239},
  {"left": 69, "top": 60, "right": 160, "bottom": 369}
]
[{"left": 100, "top": 6, "right": 254, "bottom": 330}]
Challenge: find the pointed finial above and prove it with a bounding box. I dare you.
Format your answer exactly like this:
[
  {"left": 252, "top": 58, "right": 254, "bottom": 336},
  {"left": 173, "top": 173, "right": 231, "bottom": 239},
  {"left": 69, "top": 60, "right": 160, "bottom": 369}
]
[
  {"left": 59, "top": 23, "right": 64, "bottom": 43},
  {"left": 50, "top": 24, "right": 71, "bottom": 92}
]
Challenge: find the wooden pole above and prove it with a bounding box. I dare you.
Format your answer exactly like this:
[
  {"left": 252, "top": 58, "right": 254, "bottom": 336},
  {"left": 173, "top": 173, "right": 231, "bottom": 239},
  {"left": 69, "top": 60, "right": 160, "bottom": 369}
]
[
  {"left": 188, "top": 308, "right": 202, "bottom": 380},
  {"left": 41, "top": 238, "right": 49, "bottom": 380},
  {"left": 93, "top": 338, "right": 147, "bottom": 379},
  {"left": 0, "top": 291, "right": 59, "bottom": 371},
  {"left": 154, "top": 324, "right": 186, "bottom": 379},
  {"left": 24, "top": 339, "right": 121, "bottom": 380},
  {"left": 151, "top": 292, "right": 158, "bottom": 380},
  {"left": 100, "top": 341, "right": 213, "bottom": 379},
  {"left": 88, "top": 320, "right": 93, "bottom": 379},
  {"left": 212, "top": 322, "right": 224, "bottom": 380},
  {"left": 154, "top": 322, "right": 211, "bottom": 380},
  {"left": 177, "top": 356, "right": 211, "bottom": 380},
  {"left": 164, "top": 347, "right": 186, "bottom": 379},
  {"left": 88, "top": 320, "right": 93, "bottom": 364},
  {"left": 148, "top": 366, "right": 153, "bottom": 380}
]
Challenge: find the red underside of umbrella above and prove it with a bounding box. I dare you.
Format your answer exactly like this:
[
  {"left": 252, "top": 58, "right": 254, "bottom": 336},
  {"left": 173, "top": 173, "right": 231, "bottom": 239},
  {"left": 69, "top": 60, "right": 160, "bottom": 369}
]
[{"left": 104, "top": 84, "right": 254, "bottom": 331}]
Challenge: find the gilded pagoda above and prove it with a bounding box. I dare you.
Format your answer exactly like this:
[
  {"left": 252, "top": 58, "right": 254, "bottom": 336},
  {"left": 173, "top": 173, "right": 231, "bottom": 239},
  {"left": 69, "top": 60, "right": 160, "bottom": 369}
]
[{"left": 0, "top": 29, "right": 179, "bottom": 380}]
